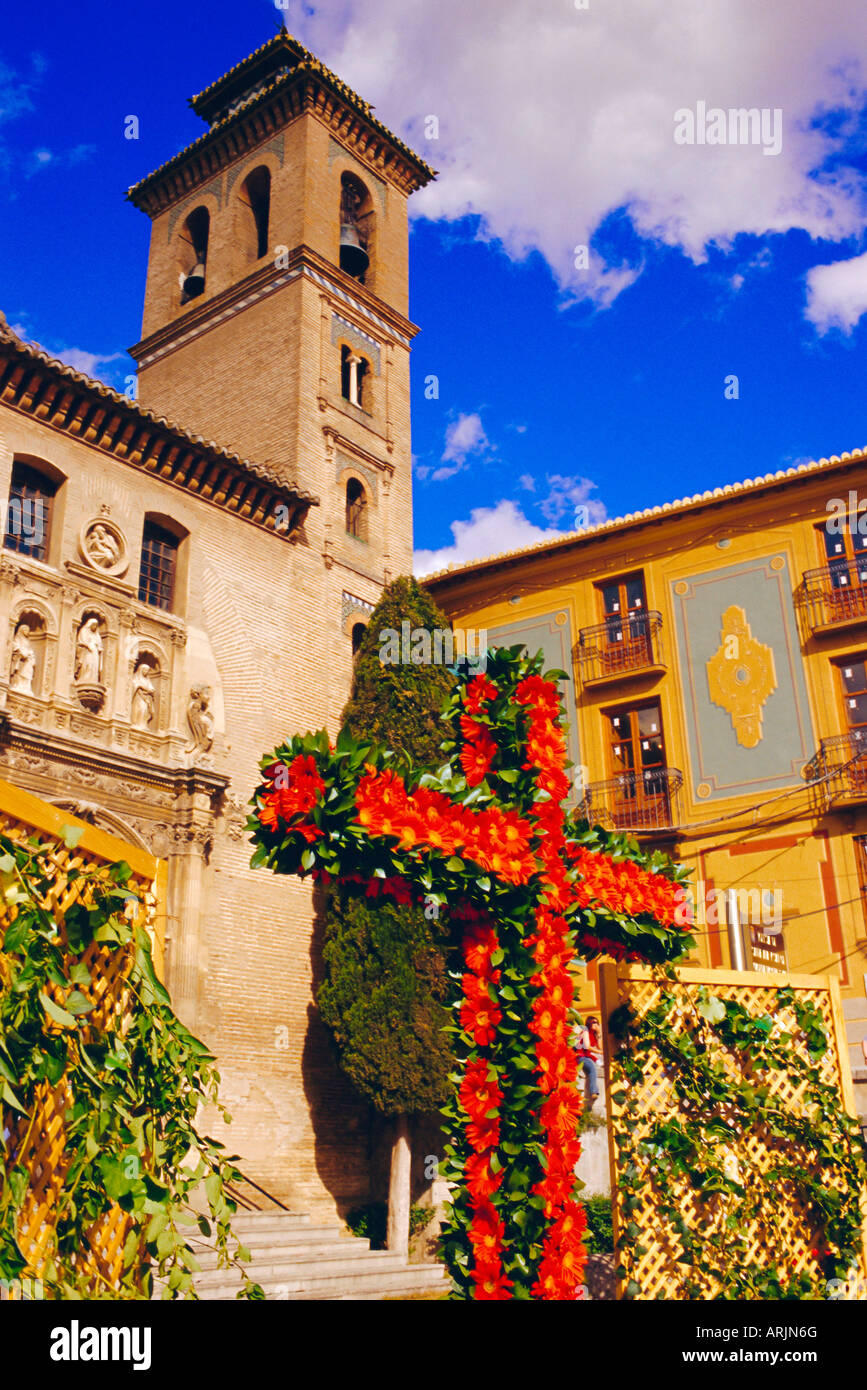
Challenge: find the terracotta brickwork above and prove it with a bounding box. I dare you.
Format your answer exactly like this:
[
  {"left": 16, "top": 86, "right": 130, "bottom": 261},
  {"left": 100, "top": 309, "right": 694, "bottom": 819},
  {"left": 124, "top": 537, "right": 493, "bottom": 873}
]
[{"left": 0, "top": 34, "right": 433, "bottom": 1219}]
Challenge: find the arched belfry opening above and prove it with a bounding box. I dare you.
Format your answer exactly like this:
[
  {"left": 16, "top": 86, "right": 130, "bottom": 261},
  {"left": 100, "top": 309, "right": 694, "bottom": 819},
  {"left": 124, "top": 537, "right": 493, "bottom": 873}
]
[
  {"left": 178, "top": 206, "right": 210, "bottom": 303},
  {"left": 339, "top": 172, "right": 373, "bottom": 285},
  {"left": 239, "top": 166, "right": 271, "bottom": 262}
]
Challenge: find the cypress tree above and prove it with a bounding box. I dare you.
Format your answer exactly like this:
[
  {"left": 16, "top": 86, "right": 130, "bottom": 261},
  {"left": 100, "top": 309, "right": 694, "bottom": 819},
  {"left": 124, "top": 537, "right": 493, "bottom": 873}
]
[{"left": 317, "top": 576, "right": 456, "bottom": 1254}]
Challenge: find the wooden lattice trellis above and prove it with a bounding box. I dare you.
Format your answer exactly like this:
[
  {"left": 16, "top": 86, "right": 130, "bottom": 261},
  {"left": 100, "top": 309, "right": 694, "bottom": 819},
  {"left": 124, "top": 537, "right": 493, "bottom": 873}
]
[
  {"left": 0, "top": 778, "right": 166, "bottom": 1294},
  {"left": 599, "top": 963, "right": 867, "bottom": 1300}
]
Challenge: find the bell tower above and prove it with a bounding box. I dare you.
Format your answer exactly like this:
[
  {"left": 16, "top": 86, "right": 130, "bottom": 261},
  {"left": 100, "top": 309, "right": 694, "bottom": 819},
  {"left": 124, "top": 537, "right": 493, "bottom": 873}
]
[{"left": 128, "top": 32, "right": 434, "bottom": 583}]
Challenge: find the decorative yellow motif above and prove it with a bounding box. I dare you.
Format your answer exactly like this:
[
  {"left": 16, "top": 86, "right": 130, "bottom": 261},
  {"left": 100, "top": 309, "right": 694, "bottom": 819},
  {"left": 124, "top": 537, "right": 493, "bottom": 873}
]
[{"left": 706, "top": 605, "right": 777, "bottom": 749}]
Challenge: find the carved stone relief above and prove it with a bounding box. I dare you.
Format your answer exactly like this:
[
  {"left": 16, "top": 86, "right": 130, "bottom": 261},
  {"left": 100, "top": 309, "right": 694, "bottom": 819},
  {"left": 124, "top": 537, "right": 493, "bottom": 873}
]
[{"left": 78, "top": 515, "right": 129, "bottom": 579}]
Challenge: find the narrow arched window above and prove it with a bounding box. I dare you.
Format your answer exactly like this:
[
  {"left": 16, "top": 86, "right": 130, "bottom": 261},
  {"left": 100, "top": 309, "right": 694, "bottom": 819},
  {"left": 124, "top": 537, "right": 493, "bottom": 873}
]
[
  {"left": 345, "top": 479, "right": 367, "bottom": 540},
  {"left": 4, "top": 460, "right": 59, "bottom": 563},
  {"left": 240, "top": 166, "right": 271, "bottom": 261},
  {"left": 178, "top": 206, "right": 210, "bottom": 303},
  {"left": 340, "top": 346, "right": 369, "bottom": 410},
  {"left": 351, "top": 622, "right": 367, "bottom": 655}
]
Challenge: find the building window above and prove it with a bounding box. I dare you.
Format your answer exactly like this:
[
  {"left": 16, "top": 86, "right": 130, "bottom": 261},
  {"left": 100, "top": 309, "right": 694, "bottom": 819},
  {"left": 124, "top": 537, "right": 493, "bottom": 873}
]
[
  {"left": 345, "top": 479, "right": 367, "bottom": 541},
  {"left": 138, "top": 521, "right": 179, "bottom": 611},
  {"left": 340, "top": 345, "right": 369, "bottom": 409},
  {"left": 239, "top": 166, "right": 271, "bottom": 261},
  {"left": 855, "top": 836, "right": 867, "bottom": 921},
  {"left": 4, "top": 461, "right": 57, "bottom": 563},
  {"left": 605, "top": 700, "right": 671, "bottom": 823},
  {"left": 596, "top": 572, "right": 651, "bottom": 663},
  {"left": 178, "top": 206, "right": 210, "bottom": 303},
  {"left": 351, "top": 622, "right": 367, "bottom": 655},
  {"left": 607, "top": 701, "right": 666, "bottom": 778},
  {"left": 818, "top": 509, "right": 867, "bottom": 594},
  {"left": 838, "top": 656, "right": 867, "bottom": 734}
]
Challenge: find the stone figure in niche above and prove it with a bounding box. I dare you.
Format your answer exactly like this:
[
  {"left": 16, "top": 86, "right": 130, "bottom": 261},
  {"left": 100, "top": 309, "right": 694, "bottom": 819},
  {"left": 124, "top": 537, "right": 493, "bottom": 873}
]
[
  {"left": 9, "top": 622, "right": 36, "bottom": 694},
  {"left": 85, "top": 524, "right": 121, "bottom": 569},
  {"left": 131, "top": 662, "right": 156, "bottom": 730},
  {"left": 74, "top": 618, "right": 103, "bottom": 684},
  {"left": 186, "top": 686, "right": 214, "bottom": 757}
]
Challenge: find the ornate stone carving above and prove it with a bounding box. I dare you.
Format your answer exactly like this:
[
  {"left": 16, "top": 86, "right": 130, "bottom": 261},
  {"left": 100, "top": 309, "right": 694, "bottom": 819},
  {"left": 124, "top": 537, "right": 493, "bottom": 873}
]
[
  {"left": 185, "top": 686, "right": 215, "bottom": 759},
  {"left": 79, "top": 517, "right": 129, "bottom": 578},
  {"left": 9, "top": 622, "right": 37, "bottom": 694},
  {"left": 131, "top": 661, "right": 156, "bottom": 730},
  {"left": 74, "top": 615, "right": 106, "bottom": 712},
  {"left": 706, "top": 605, "right": 777, "bottom": 749},
  {"left": 74, "top": 617, "right": 103, "bottom": 683}
]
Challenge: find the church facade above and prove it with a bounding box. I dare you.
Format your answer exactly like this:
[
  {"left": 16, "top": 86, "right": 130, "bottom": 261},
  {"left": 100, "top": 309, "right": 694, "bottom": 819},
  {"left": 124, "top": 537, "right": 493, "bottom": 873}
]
[{"left": 0, "top": 34, "right": 433, "bottom": 1218}]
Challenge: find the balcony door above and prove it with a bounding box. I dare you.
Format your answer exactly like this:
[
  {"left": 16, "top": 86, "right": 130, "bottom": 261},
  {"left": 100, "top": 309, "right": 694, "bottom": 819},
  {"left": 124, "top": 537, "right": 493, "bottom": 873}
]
[
  {"left": 820, "top": 513, "right": 867, "bottom": 621},
  {"left": 839, "top": 657, "right": 867, "bottom": 794},
  {"left": 606, "top": 701, "right": 669, "bottom": 828},
  {"left": 598, "top": 573, "right": 651, "bottom": 674}
]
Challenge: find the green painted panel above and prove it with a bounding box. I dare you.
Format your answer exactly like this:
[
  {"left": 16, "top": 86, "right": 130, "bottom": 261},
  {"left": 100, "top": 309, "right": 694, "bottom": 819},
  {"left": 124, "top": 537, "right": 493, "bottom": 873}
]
[{"left": 670, "top": 556, "right": 815, "bottom": 802}]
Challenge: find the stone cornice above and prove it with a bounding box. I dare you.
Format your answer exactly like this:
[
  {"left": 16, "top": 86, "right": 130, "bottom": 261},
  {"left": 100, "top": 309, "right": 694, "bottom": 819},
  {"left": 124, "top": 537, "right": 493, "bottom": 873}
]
[
  {"left": 0, "top": 716, "right": 230, "bottom": 800},
  {"left": 129, "top": 247, "right": 418, "bottom": 372}
]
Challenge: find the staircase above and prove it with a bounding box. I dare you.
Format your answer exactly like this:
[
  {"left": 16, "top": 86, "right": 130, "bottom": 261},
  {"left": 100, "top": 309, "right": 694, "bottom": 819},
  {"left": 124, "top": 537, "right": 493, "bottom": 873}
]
[{"left": 190, "top": 1210, "right": 450, "bottom": 1301}]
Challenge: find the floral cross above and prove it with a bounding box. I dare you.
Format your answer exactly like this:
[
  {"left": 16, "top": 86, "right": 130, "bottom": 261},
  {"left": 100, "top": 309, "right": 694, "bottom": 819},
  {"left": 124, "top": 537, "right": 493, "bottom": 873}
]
[{"left": 249, "top": 647, "right": 692, "bottom": 1299}]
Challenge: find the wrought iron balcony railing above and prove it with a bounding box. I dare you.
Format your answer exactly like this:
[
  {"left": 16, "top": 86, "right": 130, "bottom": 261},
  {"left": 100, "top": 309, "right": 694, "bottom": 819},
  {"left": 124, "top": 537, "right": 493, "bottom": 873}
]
[
  {"left": 803, "top": 730, "right": 867, "bottom": 808},
  {"left": 576, "top": 611, "right": 665, "bottom": 686},
  {"left": 804, "top": 730, "right": 867, "bottom": 805},
  {"left": 576, "top": 767, "right": 684, "bottom": 833},
  {"left": 797, "top": 563, "right": 867, "bottom": 635}
]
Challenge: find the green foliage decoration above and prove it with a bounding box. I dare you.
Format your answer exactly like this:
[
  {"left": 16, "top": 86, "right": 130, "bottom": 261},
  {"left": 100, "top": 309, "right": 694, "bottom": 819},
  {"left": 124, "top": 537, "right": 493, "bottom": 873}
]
[
  {"left": 318, "top": 880, "right": 454, "bottom": 1115},
  {"left": 0, "top": 835, "right": 262, "bottom": 1299},
  {"left": 318, "top": 576, "right": 457, "bottom": 1116},
  {"left": 608, "top": 971, "right": 867, "bottom": 1300}
]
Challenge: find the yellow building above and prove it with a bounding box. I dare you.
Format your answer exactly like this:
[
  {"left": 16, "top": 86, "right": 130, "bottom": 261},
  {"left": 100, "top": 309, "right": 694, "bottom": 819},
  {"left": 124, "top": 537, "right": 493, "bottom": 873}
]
[{"left": 425, "top": 453, "right": 867, "bottom": 1113}]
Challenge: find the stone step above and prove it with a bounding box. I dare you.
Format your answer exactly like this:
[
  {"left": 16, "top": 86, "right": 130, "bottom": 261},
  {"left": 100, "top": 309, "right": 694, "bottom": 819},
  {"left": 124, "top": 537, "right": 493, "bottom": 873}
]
[
  {"left": 195, "top": 1224, "right": 350, "bottom": 1253},
  {"left": 843, "top": 997, "right": 867, "bottom": 1021},
  {"left": 227, "top": 1211, "right": 313, "bottom": 1231},
  {"left": 191, "top": 1205, "right": 449, "bottom": 1300},
  {"left": 193, "top": 1242, "right": 379, "bottom": 1275},
  {"left": 195, "top": 1248, "right": 410, "bottom": 1289},
  {"left": 201, "top": 1264, "right": 450, "bottom": 1300}
]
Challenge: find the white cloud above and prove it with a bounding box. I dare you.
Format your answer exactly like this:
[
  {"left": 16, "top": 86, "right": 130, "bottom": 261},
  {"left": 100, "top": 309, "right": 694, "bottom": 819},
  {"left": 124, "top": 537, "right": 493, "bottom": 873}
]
[
  {"left": 442, "top": 411, "right": 488, "bottom": 462},
  {"left": 413, "top": 498, "right": 566, "bottom": 576},
  {"left": 50, "top": 346, "right": 126, "bottom": 378},
  {"left": 804, "top": 250, "right": 867, "bottom": 333},
  {"left": 430, "top": 410, "right": 491, "bottom": 480},
  {"left": 291, "top": 1, "right": 867, "bottom": 308},
  {"left": 10, "top": 319, "right": 128, "bottom": 383},
  {"left": 537, "top": 474, "right": 607, "bottom": 526}
]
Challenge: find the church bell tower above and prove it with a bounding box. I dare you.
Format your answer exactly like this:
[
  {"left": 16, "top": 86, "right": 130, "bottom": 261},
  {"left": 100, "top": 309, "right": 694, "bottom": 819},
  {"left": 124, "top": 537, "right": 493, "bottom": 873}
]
[{"left": 128, "top": 32, "right": 434, "bottom": 588}]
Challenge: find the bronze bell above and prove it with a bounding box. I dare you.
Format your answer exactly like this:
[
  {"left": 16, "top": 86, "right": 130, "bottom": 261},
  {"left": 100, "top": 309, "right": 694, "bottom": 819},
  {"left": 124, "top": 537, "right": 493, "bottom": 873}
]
[
  {"left": 183, "top": 262, "right": 206, "bottom": 298},
  {"left": 339, "top": 223, "right": 369, "bottom": 278}
]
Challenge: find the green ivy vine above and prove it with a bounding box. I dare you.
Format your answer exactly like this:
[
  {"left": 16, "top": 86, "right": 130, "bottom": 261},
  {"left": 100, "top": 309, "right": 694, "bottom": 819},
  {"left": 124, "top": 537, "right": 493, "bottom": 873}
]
[
  {"left": 608, "top": 969, "right": 867, "bottom": 1300},
  {"left": 0, "top": 830, "right": 262, "bottom": 1299}
]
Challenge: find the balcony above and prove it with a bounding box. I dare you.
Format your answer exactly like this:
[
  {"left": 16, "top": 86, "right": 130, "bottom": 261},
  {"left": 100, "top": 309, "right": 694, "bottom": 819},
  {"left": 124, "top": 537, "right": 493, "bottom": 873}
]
[
  {"left": 796, "top": 563, "right": 867, "bottom": 636},
  {"left": 577, "top": 767, "right": 684, "bottom": 834},
  {"left": 803, "top": 730, "right": 867, "bottom": 809},
  {"left": 576, "top": 611, "right": 665, "bottom": 688}
]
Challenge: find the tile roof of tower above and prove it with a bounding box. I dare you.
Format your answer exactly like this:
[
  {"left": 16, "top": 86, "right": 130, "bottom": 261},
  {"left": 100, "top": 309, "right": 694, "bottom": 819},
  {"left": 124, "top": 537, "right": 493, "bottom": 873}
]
[{"left": 128, "top": 32, "right": 435, "bottom": 208}]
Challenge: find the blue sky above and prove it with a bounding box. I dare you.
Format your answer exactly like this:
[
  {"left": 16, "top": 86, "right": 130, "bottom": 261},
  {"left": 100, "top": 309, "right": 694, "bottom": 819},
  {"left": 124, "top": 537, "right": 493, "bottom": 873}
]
[{"left": 2, "top": 1, "right": 867, "bottom": 573}]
